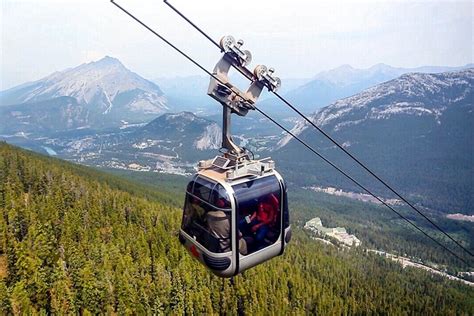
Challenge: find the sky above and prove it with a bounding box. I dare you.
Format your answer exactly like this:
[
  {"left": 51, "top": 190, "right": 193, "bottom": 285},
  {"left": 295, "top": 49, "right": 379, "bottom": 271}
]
[{"left": 1, "top": 0, "right": 472, "bottom": 90}]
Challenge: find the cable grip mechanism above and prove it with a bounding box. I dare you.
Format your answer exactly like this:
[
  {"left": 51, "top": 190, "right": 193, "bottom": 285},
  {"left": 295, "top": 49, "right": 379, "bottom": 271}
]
[{"left": 208, "top": 35, "right": 281, "bottom": 160}]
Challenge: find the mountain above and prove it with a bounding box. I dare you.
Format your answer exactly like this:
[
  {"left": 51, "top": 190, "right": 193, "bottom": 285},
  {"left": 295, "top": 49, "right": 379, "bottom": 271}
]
[
  {"left": 0, "top": 106, "right": 285, "bottom": 176},
  {"left": 7, "top": 111, "right": 223, "bottom": 175},
  {"left": 137, "top": 111, "right": 221, "bottom": 152},
  {"left": 259, "top": 63, "right": 473, "bottom": 116},
  {"left": 0, "top": 56, "right": 168, "bottom": 131},
  {"left": 310, "top": 63, "right": 473, "bottom": 87},
  {"left": 0, "top": 97, "right": 89, "bottom": 134},
  {"left": 277, "top": 69, "right": 474, "bottom": 214},
  {"left": 0, "top": 142, "right": 472, "bottom": 314}
]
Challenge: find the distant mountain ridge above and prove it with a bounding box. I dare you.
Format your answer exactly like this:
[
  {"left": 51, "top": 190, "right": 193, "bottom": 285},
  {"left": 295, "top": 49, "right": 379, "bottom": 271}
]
[
  {"left": 311, "top": 63, "right": 473, "bottom": 87},
  {"left": 0, "top": 56, "right": 168, "bottom": 131},
  {"left": 0, "top": 97, "right": 89, "bottom": 134},
  {"left": 277, "top": 68, "right": 474, "bottom": 214},
  {"left": 279, "top": 68, "right": 474, "bottom": 146},
  {"left": 260, "top": 63, "right": 473, "bottom": 116}
]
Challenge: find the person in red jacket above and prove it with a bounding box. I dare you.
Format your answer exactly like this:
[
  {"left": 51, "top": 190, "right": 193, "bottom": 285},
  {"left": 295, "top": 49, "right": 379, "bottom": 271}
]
[{"left": 239, "top": 193, "right": 279, "bottom": 249}]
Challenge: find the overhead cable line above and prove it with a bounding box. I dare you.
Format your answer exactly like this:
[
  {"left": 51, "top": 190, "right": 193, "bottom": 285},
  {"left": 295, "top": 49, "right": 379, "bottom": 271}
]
[
  {"left": 162, "top": 0, "right": 473, "bottom": 259},
  {"left": 253, "top": 108, "right": 470, "bottom": 266},
  {"left": 110, "top": 0, "right": 470, "bottom": 266}
]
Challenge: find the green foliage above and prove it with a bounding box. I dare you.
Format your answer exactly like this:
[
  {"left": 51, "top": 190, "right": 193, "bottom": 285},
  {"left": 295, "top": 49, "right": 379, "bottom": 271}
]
[
  {"left": 289, "top": 188, "right": 474, "bottom": 272},
  {"left": 0, "top": 142, "right": 472, "bottom": 314}
]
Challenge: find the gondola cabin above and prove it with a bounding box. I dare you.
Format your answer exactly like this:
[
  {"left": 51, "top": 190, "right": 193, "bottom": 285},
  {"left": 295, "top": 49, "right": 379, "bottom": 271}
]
[
  {"left": 179, "top": 157, "right": 291, "bottom": 277},
  {"left": 178, "top": 35, "right": 290, "bottom": 277}
]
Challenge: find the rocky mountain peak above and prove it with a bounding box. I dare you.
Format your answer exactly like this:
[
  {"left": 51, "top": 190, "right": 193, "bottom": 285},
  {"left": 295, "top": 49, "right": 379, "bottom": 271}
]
[
  {"left": 0, "top": 56, "right": 168, "bottom": 129},
  {"left": 278, "top": 68, "right": 473, "bottom": 148},
  {"left": 93, "top": 55, "right": 124, "bottom": 67}
]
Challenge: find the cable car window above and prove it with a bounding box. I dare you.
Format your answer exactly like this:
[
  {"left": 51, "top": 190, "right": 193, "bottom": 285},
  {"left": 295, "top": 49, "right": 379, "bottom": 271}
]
[
  {"left": 211, "top": 184, "right": 231, "bottom": 209},
  {"left": 181, "top": 179, "right": 232, "bottom": 253},
  {"left": 233, "top": 176, "right": 282, "bottom": 255},
  {"left": 193, "top": 177, "right": 215, "bottom": 201}
]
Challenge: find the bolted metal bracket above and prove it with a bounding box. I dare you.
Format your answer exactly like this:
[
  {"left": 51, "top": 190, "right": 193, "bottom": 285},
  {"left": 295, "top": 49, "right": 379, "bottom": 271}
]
[{"left": 207, "top": 35, "right": 282, "bottom": 160}]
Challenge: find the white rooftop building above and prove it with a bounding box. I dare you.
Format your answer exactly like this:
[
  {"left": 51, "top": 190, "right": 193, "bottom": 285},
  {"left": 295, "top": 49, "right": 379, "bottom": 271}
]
[{"left": 304, "top": 217, "right": 361, "bottom": 247}]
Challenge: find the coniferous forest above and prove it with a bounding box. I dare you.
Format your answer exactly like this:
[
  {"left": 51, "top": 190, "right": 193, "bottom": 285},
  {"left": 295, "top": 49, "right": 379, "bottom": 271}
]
[{"left": 0, "top": 142, "right": 473, "bottom": 314}]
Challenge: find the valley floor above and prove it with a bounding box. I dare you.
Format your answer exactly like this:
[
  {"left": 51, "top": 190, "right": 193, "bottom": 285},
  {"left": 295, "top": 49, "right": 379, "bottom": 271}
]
[{"left": 367, "top": 250, "right": 473, "bottom": 287}]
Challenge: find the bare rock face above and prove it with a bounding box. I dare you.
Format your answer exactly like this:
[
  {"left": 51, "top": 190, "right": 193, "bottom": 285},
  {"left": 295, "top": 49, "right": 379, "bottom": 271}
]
[{"left": 194, "top": 123, "right": 221, "bottom": 150}]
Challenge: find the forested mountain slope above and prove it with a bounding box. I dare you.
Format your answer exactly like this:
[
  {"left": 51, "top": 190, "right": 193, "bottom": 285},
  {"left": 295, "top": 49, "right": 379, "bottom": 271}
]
[
  {"left": 277, "top": 69, "right": 474, "bottom": 214},
  {"left": 0, "top": 143, "right": 472, "bottom": 314}
]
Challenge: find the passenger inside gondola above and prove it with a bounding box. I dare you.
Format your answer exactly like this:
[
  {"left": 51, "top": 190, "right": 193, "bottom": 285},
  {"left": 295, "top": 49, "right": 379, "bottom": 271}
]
[
  {"left": 182, "top": 179, "right": 235, "bottom": 253},
  {"left": 206, "top": 205, "right": 231, "bottom": 252},
  {"left": 239, "top": 193, "right": 279, "bottom": 252},
  {"left": 206, "top": 196, "right": 248, "bottom": 254}
]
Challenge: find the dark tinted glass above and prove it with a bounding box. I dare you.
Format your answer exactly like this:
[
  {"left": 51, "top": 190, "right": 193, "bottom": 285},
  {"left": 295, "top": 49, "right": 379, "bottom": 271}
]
[
  {"left": 233, "top": 176, "right": 281, "bottom": 208},
  {"left": 233, "top": 175, "right": 282, "bottom": 255},
  {"left": 193, "top": 177, "right": 215, "bottom": 201},
  {"left": 210, "top": 184, "right": 231, "bottom": 209},
  {"left": 182, "top": 186, "right": 232, "bottom": 254}
]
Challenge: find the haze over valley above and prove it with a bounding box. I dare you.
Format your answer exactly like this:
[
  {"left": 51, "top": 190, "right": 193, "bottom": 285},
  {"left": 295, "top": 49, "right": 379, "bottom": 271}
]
[{"left": 1, "top": 57, "right": 472, "bottom": 216}]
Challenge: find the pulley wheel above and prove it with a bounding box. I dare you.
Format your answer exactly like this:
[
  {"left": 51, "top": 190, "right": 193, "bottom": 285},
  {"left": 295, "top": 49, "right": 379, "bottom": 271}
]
[
  {"left": 253, "top": 65, "right": 267, "bottom": 80},
  {"left": 242, "top": 50, "right": 252, "bottom": 67},
  {"left": 220, "top": 35, "right": 236, "bottom": 52},
  {"left": 272, "top": 77, "right": 282, "bottom": 92}
]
